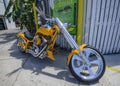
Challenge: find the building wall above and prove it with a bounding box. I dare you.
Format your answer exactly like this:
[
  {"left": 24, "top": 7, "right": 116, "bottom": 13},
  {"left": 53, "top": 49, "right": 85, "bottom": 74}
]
[
  {"left": 0, "top": 0, "right": 16, "bottom": 30},
  {"left": 0, "top": 0, "right": 5, "bottom": 15}
]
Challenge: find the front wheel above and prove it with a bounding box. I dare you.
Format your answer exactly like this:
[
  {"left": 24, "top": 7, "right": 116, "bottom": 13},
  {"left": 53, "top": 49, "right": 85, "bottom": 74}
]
[{"left": 69, "top": 46, "right": 106, "bottom": 83}]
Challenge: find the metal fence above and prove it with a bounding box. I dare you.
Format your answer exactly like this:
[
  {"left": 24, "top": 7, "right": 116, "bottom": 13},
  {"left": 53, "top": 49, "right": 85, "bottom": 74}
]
[
  {"left": 83, "top": 0, "right": 120, "bottom": 54},
  {"left": 56, "top": 34, "right": 75, "bottom": 50}
]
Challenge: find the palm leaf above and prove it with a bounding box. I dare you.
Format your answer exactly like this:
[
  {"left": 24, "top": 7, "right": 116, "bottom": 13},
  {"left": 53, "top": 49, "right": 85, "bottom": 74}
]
[
  {"left": 6, "top": 12, "right": 13, "bottom": 18},
  {"left": 4, "top": 0, "right": 14, "bottom": 16}
]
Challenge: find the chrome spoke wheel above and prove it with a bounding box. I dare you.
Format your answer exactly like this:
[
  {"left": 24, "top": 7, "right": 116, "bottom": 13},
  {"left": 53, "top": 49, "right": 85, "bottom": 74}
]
[{"left": 69, "top": 47, "right": 105, "bottom": 82}]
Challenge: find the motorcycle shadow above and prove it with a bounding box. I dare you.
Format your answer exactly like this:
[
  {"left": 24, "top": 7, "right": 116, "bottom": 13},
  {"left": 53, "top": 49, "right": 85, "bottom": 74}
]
[{"left": 8, "top": 41, "right": 97, "bottom": 85}]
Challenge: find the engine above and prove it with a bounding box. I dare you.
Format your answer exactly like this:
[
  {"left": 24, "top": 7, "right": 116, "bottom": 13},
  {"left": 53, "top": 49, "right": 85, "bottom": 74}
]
[
  {"left": 33, "top": 35, "right": 41, "bottom": 46},
  {"left": 28, "top": 35, "right": 48, "bottom": 59}
]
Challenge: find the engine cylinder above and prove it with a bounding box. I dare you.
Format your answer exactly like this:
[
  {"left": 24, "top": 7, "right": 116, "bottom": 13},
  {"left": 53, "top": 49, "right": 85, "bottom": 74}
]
[{"left": 33, "top": 35, "right": 41, "bottom": 46}]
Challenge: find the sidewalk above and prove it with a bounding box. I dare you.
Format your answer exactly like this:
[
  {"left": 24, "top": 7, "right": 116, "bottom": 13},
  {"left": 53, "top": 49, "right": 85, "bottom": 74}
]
[{"left": 0, "top": 29, "right": 120, "bottom": 86}]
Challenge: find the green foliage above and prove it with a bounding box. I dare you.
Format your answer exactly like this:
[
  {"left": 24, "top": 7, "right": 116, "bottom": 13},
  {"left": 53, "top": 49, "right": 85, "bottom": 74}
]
[{"left": 4, "top": 0, "right": 35, "bottom": 32}]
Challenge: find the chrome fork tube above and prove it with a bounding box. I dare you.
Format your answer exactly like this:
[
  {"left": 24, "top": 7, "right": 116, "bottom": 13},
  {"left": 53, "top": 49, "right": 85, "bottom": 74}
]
[
  {"left": 56, "top": 18, "right": 89, "bottom": 63},
  {"left": 56, "top": 18, "right": 79, "bottom": 50}
]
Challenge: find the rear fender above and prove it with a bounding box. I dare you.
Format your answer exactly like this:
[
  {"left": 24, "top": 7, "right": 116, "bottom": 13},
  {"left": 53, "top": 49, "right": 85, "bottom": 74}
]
[{"left": 17, "top": 32, "right": 28, "bottom": 41}]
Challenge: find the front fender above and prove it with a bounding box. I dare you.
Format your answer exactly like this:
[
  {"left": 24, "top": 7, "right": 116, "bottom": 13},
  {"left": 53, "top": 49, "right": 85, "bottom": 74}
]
[
  {"left": 67, "top": 44, "right": 87, "bottom": 65},
  {"left": 67, "top": 49, "right": 79, "bottom": 65},
  {"left": 79, "top": 44, "right": 87, "bottom": 51}
]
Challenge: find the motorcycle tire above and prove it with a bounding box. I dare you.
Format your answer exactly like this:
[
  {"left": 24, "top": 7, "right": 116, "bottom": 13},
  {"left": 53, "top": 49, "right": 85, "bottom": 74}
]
[
  {"left": 17, "top": 37, "right": 26, "bottom": 53},
  {"left": 69, "top": 46, "right": 106, "bottom": 83}
]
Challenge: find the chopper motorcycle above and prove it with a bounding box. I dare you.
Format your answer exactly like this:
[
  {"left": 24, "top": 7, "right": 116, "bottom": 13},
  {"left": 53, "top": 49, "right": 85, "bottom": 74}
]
[{"left": 17, "top": 7, "right": 105, "bottom": 83}]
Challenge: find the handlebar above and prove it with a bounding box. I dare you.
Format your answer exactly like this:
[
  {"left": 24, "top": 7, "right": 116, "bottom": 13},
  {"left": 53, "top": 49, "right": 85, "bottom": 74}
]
[{"left": 35, "top": 7, "right": 55, "bottom": 25}]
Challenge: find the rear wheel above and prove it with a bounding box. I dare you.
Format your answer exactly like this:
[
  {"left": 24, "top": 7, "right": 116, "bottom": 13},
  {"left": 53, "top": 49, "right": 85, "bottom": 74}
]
[
  {"left": 69, "top": 46, "right": 106, "bottom": 83},
  {"left": 17, "top": 37, "right": 26, "bottom": 53}
]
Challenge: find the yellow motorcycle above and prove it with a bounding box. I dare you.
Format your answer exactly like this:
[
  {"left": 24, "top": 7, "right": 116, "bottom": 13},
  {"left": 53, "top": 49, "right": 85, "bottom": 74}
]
[{"left": 17, "top": 11, "right": 105, "bottom": 82}]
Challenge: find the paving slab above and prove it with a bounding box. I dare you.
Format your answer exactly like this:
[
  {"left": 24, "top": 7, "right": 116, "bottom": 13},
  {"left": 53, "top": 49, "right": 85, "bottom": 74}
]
[
  {"left": 0, "top": 57, "right": 23, "bottom": 86},
  {"left": 104, "top": 54, "right": 120, "bottom": 86}
]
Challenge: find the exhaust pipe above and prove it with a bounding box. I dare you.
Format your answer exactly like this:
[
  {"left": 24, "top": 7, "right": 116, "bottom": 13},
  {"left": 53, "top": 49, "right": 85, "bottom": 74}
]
[{"left": 27, "top": 44, "right": 47, "bottom": 57}]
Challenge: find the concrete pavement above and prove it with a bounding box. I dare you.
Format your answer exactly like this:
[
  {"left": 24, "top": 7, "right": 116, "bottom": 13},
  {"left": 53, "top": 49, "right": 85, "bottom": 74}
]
[{"left": 0, "top": 29, "right": 120, "bottom": 86}]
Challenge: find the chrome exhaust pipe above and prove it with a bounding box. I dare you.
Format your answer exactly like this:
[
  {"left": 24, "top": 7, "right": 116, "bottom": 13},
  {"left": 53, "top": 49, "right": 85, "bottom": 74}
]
[{"left": 27, "top": 44, "right": 47, "bottom": 57}]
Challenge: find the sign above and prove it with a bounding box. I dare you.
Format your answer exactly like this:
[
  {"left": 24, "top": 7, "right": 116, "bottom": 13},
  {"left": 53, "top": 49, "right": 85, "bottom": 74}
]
[{"left": 53, "top": 0, "right": 78, "bottom": 35}]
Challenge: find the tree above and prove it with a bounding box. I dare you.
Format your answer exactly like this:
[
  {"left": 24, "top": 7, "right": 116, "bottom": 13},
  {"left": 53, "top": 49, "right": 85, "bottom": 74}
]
[{"left": 4, "top": 0, "right": 36, "bottom": 33}]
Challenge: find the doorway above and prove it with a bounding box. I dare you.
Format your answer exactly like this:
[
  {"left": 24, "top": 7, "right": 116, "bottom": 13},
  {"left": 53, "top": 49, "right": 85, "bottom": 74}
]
[{"left": 0, "top": 18, "right": 5, "bottom": 30}]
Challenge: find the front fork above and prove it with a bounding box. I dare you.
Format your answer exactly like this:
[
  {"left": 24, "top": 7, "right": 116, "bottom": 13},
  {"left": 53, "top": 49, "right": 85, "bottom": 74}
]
[{"left": 67, "top": 44, "right": 88, "bottom": 65}]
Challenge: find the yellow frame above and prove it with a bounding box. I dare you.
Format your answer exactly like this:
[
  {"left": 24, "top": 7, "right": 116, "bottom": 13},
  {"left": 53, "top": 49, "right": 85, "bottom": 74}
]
[{"left": 17, "top": 25, "right": 60, "bottom": 61}]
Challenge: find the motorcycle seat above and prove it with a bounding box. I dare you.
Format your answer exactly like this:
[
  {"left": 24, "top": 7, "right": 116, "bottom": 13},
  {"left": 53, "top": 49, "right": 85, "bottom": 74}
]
[{"left": 24, "top": 31, "right": 34, "bottom": 40}]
